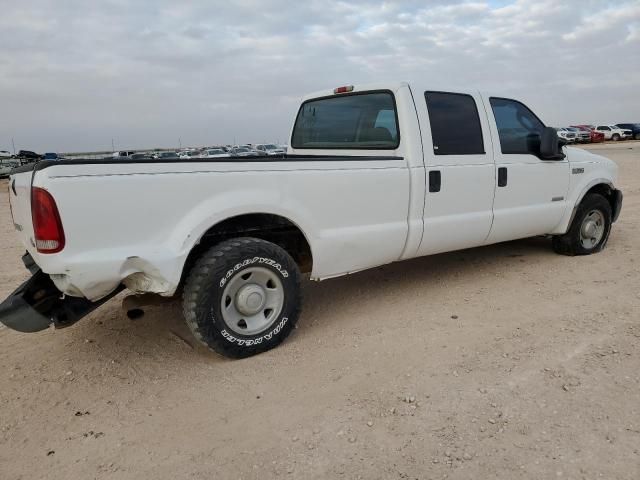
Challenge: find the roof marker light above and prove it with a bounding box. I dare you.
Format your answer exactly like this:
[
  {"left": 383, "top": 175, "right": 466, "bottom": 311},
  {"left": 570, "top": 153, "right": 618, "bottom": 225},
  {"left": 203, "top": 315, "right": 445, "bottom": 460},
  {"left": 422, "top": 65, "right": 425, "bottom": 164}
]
[{"left": 333, "top": 85, "right": 354, "bottom": 94}]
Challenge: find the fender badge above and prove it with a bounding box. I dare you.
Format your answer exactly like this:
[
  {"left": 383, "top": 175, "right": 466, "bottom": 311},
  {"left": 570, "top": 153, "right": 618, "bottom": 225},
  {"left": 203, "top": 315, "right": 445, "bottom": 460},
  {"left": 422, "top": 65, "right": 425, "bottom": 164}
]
[{"left": 572, "top": 168, "right": 584, "bottom": 174}]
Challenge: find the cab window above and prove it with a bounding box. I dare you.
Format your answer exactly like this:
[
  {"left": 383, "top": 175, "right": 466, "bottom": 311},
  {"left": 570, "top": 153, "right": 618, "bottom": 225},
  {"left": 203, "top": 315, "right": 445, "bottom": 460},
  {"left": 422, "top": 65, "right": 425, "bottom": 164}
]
[
  {"left": 291, "top": 91, "right": 399, "bottom": 149},
  {"left": 425, "top": 91, "right": 485, "bottom": 155}
]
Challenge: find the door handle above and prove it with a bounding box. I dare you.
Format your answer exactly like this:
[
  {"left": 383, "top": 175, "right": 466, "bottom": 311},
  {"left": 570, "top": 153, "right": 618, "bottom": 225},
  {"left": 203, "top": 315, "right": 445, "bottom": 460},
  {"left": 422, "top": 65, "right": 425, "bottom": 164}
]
[
  {"left": 428, "top": 170, "right": 441, "bottom": 192},
  {"left": 498, "top": 167, "right": 507, "bottom": 187}
]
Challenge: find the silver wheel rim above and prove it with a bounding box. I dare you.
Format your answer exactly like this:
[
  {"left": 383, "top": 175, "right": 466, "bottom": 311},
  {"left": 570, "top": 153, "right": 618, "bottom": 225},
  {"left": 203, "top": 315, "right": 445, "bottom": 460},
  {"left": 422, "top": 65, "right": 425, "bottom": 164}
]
[
  {"left": 220, "top": 267, "right": 284, "bottom": 335},
  {"left": 579, "top": 210, "right": 605, "bottom": 249}
]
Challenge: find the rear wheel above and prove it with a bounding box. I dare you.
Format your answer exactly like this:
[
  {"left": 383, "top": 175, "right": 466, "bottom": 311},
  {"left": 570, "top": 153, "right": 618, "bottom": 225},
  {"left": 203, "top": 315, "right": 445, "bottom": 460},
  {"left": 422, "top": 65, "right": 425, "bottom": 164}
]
[
  {"left": 552, "top": 193, "right": 612, "bottom": 256},
  {"left": 182, "top": 237, "right": 302, "bottom": 358},
  {"left": 635, "top": 133, "right": 640, "bottom": 140}
]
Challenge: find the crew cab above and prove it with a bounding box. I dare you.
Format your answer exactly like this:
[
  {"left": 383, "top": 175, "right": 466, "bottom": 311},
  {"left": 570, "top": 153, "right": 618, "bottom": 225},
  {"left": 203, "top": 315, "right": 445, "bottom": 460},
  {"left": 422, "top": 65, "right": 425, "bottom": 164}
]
[{"left": 1, "top": 82, "right": 623, "bottom": 358}]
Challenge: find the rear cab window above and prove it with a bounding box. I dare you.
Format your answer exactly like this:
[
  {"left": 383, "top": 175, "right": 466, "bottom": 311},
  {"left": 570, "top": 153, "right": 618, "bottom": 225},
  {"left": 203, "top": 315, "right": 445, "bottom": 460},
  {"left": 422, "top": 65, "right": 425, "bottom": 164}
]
[{"left": 291, "top": 91, "right": 399, "bottom": 150}]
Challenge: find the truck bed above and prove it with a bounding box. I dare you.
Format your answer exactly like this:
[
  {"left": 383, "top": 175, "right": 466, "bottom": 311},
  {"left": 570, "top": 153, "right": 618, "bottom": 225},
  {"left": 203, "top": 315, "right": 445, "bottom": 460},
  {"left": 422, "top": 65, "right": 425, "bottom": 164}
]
[{"left": 8, "top": 153, "right": 413, "bottom": 302}]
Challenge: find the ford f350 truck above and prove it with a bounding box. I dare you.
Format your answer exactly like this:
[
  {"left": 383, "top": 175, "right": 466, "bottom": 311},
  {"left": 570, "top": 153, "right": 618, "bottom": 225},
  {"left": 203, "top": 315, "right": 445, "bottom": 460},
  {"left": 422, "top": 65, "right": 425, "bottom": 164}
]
[{"left": 1, "top": 82, "right": 623, "bottom": 358}]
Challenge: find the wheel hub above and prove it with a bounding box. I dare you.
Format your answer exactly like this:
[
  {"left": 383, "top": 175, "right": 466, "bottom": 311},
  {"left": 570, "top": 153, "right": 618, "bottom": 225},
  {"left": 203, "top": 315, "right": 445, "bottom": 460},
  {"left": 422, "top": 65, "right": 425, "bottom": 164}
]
[
  {"left": 235, "top": 284, "right": 266, "bottom": 316},
  {"left": 579, "top": 210, "right": 605, "bottom": 249},
  {"left": 220, "top": 266, "right": 285, "bottom": 336},
  {"left": 581, "top": 220, "right": 597, "bottom": 238}
]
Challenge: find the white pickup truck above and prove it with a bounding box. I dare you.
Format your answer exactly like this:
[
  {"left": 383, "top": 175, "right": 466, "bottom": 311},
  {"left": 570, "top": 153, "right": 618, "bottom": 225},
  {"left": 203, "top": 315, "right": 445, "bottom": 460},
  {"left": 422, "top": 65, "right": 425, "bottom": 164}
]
[{"left": 1, "top": 82, "right": 623, "bottom": 358}]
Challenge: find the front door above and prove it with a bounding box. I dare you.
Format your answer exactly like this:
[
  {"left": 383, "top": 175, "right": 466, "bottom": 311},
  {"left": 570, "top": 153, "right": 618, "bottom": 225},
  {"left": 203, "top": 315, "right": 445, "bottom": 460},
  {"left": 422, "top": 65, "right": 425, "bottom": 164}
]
[{"left": 484, "top": 96, "right": 569, "bottom": 244}]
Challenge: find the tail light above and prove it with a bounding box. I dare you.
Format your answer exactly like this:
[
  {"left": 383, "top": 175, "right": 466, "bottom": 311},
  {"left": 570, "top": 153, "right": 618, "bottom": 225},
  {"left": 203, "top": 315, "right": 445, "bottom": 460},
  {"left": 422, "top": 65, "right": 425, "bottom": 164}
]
[{"left": 31, "top": 187, "right": 65, "bottom": 253}]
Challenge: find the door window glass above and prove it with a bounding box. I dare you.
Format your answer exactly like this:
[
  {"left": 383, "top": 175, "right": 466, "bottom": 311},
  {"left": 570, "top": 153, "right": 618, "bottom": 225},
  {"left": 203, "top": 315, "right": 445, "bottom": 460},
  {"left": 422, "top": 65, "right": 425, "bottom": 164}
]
[
  {"left": 490, "top": 97, "right": 545, "bottom": 155},
  {"left": 424, "top": 92, "right": 485, "bottom": 155}
]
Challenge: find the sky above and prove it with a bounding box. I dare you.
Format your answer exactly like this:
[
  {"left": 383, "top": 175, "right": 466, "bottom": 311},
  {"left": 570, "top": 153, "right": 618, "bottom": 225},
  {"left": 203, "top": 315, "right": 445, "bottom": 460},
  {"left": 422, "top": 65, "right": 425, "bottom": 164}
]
[{"left": 1, "top": 0, "right": 639, "bottom": 153}]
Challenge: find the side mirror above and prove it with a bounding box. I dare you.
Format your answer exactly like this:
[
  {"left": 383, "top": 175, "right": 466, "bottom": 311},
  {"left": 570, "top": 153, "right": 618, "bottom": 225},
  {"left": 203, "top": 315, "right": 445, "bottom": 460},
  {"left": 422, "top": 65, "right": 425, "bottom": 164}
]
[{"left": 539, "top": 127, "right": 566, "bottom": 160}]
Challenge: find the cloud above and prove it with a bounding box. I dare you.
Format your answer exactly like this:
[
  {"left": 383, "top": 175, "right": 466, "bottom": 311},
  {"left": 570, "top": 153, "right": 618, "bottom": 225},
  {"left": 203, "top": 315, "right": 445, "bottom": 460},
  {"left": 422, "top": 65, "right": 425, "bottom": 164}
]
[{"left": 0, "top": 0, "right": 638, "bottom": 152}]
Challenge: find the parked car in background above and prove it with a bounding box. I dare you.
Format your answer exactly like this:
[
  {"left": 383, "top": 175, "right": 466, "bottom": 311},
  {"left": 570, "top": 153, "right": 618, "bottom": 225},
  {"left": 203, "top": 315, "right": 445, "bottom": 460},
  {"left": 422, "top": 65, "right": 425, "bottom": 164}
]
[
  {"left": 616, "top": 123, "right": 640, "bottom": 140},
  {"left": 16, "top": 150, "right": 43, "bottom": 162},
  {"left": 572, "top": 125, "right": 605, "bottom": 143},
  {"left": 255, "top": 144, "right": 286, "bottom": 156},
  {"left": 129, "top": 153, "right": 152, "bottom": 160},
  {"left": 230, "top": 146, "right": 257, "bottom": 157},
  {"left": 112, "top": 151, "right": 136, "bottom": 158},
  {"left": 43, "top": 153, "right": 60, "bottom": 160},
  {"left": 0, "top": 158, "right": 20, "bottom": 178},
  {"left": 566, "top": 127, "right": 590, "bottom": 143},
  {"left": 556, "top": 128, "right": 577, "bottom": 143},
  {"left": 179, "top": 150, "right": 202, "bottom": 159},
  {"left": 0, "top": 150, "right": 12, "bottom": 159},
  {"left": 203, "top": 148, "right": 230, "bottom": 158},
  {"left": 154, "top": 151, "right": 180, "bottom": 159},
  {"left": 594, "top": 125, "right": 628, "bottom": 141}
]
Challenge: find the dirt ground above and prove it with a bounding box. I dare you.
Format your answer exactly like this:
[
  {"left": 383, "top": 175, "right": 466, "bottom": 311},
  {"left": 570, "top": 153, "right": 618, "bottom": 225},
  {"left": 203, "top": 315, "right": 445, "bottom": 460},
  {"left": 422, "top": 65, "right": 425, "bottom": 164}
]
[{"left": 1, "top": 143, "right": 639, "bottom": 480}]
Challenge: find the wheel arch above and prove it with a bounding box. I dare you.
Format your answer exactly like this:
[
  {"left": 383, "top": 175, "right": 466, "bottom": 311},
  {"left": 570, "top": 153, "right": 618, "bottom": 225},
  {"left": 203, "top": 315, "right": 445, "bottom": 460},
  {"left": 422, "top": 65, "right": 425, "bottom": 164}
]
[
  {"left": 568, "top": 180, "right": 619, "bottom": 228},
  {"left": 178, "top": 212, "right": 314, "bottom": 289}
]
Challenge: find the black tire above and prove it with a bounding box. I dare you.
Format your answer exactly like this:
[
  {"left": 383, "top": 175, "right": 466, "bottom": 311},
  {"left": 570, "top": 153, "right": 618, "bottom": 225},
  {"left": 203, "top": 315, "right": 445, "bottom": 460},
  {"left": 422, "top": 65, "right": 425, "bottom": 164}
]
[
  {"left": 552, "top": 193, "right": 612, "bottom": 256},
  {"left": 612, "top": 133, "right": 620, "bottom": 141},
  {"left": 635, "top": 133, "right": 640, "bottom": 140},
  {"left": 182, "top": 237, "right": 302, "bottom": 358}
]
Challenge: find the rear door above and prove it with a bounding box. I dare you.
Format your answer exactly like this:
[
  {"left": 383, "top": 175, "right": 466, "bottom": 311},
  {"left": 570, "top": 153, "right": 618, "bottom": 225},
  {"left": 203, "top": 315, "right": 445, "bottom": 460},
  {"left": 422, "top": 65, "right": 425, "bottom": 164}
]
[
  {"left": 413, "top": 88, "right": 496, "bottom": 256},
  {"left": 484, "top": 96, "right": 569, "bottom": 244},
  {"left": 595, "top": 126, "right": 611, "bottom": 140}
]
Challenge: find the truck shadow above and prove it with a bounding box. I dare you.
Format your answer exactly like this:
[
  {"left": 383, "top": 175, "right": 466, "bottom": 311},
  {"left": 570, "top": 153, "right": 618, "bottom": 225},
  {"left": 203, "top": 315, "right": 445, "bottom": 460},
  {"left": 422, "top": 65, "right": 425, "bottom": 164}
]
[{"left": 298, "top": 236, "right": 555, "bottom": 334}]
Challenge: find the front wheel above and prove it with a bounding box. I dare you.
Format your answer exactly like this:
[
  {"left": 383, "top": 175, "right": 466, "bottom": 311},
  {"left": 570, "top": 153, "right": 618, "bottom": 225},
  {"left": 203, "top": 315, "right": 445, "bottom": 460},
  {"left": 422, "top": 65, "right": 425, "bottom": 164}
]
[
  {"left": 182, "top": 237, "right": 302, "bottom": 358},
  {"left": 552, "top": 193, "right": 612, "bottom": 256},
  {"left": 612, "top": 133, "right": 620, "bottom": 141}
]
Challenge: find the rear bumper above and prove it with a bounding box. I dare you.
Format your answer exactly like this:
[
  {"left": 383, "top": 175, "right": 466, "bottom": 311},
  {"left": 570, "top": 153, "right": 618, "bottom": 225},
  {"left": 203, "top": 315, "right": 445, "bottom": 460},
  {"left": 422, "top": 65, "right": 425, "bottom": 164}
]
[{"left": 0, "top": 267, "right": 123, "bottom": 333}]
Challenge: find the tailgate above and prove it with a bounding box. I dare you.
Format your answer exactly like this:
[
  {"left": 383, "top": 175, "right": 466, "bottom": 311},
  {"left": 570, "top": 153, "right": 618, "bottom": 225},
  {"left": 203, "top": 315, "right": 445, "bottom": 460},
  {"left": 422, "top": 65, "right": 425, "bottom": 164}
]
[{"left": 8, "top": 171, "right": 35, "bottom": 251}]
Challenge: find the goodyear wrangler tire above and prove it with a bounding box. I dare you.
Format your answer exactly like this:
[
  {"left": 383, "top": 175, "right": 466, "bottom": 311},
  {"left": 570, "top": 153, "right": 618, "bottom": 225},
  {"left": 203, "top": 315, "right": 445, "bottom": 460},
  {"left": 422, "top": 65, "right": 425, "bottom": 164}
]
[{"left": 182, "top": 237, "right": 302, "bottom": 358}]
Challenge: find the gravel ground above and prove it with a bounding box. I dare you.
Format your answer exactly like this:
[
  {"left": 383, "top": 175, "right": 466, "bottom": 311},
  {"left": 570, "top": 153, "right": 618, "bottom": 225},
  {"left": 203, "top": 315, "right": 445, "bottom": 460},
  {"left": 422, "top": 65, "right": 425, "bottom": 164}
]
[{"left": 1, "top": 143, "right": 639, "bottom": 479}]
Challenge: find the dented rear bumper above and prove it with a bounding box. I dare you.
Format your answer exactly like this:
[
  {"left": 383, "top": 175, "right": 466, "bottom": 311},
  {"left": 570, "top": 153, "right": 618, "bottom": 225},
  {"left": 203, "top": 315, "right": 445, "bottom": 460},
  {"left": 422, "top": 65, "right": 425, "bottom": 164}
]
[{"left": 0, "top": 266, "right": 122, "bottom": 333}]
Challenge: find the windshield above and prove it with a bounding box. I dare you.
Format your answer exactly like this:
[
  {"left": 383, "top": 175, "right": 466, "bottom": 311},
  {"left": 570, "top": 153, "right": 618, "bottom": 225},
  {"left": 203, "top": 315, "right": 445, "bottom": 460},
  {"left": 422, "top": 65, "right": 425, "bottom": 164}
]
[
  {"left": 264, "top": 144, "right": 278, "bottom": 150},
  {"left": 234, "top": 147, "right": 250, "bottom": 153}
]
